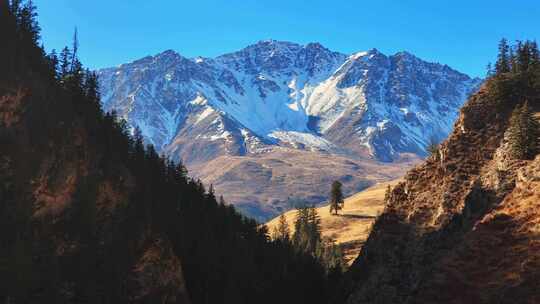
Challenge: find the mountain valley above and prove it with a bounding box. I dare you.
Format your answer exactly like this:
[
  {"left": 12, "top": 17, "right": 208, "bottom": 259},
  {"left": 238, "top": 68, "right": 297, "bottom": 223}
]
[
  {"left": 98, "top": 41, "right": 481, "bottom": 220},
  {"left": 3, "top": 1, "right": 540, "bottom": 303}
]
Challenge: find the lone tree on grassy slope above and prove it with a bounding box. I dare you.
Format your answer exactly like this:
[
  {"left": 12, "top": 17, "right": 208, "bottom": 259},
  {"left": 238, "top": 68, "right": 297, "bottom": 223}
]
[{"left": 329, "top": 181, "right": 344, "bottom": 215}]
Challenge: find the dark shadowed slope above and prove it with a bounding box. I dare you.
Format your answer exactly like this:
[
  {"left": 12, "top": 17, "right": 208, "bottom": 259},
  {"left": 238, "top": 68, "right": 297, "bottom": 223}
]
[{"left": 0, "top": 2, "right": 333, "bottom": 303}]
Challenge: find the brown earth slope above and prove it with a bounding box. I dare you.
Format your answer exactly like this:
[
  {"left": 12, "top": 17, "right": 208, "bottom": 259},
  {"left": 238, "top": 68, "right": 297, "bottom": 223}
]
[
  {"left": 197, "top": 149, "right": 414, "bottom": 221},
  {"left": 341, "top": 85, "right": 540, "bottom": 303}
]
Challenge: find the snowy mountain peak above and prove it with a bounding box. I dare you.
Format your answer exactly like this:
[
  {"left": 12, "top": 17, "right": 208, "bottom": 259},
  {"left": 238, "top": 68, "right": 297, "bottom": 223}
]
[
  {"left": 392, "top": 50, "right": 415, "bottom": 58},
  {"left": 253, "top": 39, "right": 300, "bottom": 48},
  {"left": 153, "top": 49, "right": 187, "bottom": 63},
  {"left": 305, "top": 42, "right": 326, "bottom": 49},
  {"left": 366, "top": 47, "right": 381, "bottom": 54},
  {"left": 159, "top": 49, "right": 180, "bottom": 57},
  {"left": 98, "top": 41, "right": 482, "bottom": 164}
]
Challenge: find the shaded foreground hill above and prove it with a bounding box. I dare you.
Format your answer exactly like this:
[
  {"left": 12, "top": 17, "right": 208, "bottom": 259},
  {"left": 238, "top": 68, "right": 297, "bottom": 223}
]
[{"left": 0, "top": 2, "right": 333, "bottom": 303}]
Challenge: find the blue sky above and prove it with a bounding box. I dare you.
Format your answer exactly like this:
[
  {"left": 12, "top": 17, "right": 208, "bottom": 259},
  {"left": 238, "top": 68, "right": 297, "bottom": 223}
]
[{"left": 34, "top": 0, "right": 539, "bottom": 77}]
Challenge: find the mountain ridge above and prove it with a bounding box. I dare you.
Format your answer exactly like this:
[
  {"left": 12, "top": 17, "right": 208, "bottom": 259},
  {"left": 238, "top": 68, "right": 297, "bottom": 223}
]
[
  {"left": 98, "top": 40, "right": 482, "bottom": 220},
  {"left": 98, "top": 39, "right": 481, "bottom": 160}
]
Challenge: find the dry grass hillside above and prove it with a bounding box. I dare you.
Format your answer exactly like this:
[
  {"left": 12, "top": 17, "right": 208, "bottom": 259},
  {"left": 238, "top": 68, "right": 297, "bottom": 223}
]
[
  {"left": 267, "top": 180, "right": 400, "bottom": 264},
  {"left": 340, "top": 78, "right": 540, "bottom": 304}
]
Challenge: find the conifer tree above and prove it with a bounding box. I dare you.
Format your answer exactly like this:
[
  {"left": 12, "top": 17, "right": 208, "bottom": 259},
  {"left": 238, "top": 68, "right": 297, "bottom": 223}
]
[
  {"left": 329, "top": 181, "right": 344, "bottom": 215},
  {"left": 59, "top": 46, "right": 71, "bottom": 80},
  {"left": 219, "top": 195, "right": 226, "bottom": 206},
  {"left": 530, "top": 41, "right": 540, "bottom": 66},
  {"left": 292, "top": 206, "right": 309, "bottom": 251},
  {"left": 83, "top": 70, "right": 100, "bottom": 101},
  {"left": 307, "top": 206, "right": 322, "bottom": 252},
  {"left": 508, "top": 104, "right": 524, "bottom": 158},
  {"left": 133, "top": 126, "right": 144, "bottom": 147},
  {"left": 47, "top": 49, "right": 59, "bottom": 78},
  {"left": 510, "top": 47, "right": 518, "bottom": 74},
  {"left": 70, "top": 58, "right": 84, "bottom": 91},
  {"left": 292, "top": 206, "right": 322, "bottom": 255},
  {"left": 508, "top": 101, "right": 539, "bottom": 159},
  {"left": 496, "top": 38, "right": 511, "bottom": 74},
  {"left": 317, "top": 239, "right": 345, "bottom": 273},
  {"left": 272, "top": 213, "right": 290, "bottom": 242},
  {"left": 176, "top": 160, "right": 188, "bottom": 180},
  {"left": 207, "top": 184, "right": 216, "bottom": 201},
  {"left": 517, "top": 41, "right": 531, "bottom": 73},
  {"left": 486, "top": 62, "right": 493, "bottom": 77},
  {"left": 17, "top": 0, "right": 39, "bottom": 45},
  {"left": 70, "top": 27, "right": 80, "bottom": 73},
  {"left": 384, "top": 185, "right": 392, "bottom": 203},
  {"left": 57, "top": 28, "right": 84, "bottom": 94}
]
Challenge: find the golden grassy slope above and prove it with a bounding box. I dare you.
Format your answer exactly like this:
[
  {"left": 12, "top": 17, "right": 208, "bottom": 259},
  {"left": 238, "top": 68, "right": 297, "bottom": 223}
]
[{"left": 266, "top": 180, "right": 400, "bottom": 264}]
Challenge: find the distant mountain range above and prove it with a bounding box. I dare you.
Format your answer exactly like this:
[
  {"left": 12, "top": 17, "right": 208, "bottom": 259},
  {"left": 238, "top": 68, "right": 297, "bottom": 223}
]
[{"left": 98, "top": 40, "right": 481, "bottom": 220}]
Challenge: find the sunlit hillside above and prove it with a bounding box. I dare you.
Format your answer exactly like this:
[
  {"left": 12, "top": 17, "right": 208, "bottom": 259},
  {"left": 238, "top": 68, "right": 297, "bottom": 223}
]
[{"left": 267, "top": 180, "right": 400, "bottom": 264}]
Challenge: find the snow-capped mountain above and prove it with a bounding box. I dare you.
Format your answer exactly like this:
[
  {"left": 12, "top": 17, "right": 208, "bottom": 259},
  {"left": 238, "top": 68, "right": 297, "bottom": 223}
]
[
  {"left": 99, "top": 40, "right": 480, "bottom": 162},
  {"left": 98, "top": 40, "right": 481, "bottom": 220}
]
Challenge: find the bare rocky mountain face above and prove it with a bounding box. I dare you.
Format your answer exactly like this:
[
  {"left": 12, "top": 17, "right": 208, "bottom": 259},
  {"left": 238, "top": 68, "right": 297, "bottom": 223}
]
[
  {"left": 339, "top": 84, "right": 540, "bottom": 303},
  {"left": 98, "top": 40, "right": 481, "bottom": 220}
]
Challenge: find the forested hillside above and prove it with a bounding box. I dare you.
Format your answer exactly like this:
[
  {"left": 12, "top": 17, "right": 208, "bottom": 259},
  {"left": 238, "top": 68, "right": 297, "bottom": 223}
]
[{"left": 0, "top": 1, "right": 334, "bottom": 303}]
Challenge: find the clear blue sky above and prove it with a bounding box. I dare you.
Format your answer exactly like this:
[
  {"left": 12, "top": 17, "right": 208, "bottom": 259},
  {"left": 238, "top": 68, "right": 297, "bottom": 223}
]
[{"left": 34, "top": 0, "right": 539, "bottom": 77}]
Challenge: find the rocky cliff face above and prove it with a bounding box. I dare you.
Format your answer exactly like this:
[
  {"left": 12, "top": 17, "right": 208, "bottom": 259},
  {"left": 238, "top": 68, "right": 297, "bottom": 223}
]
[
  {"left": 98, "top": 41, "right": 481, "bottom": 220},
  {"left": 342, "top": 85, "right": 540, "bottom": 303}
]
